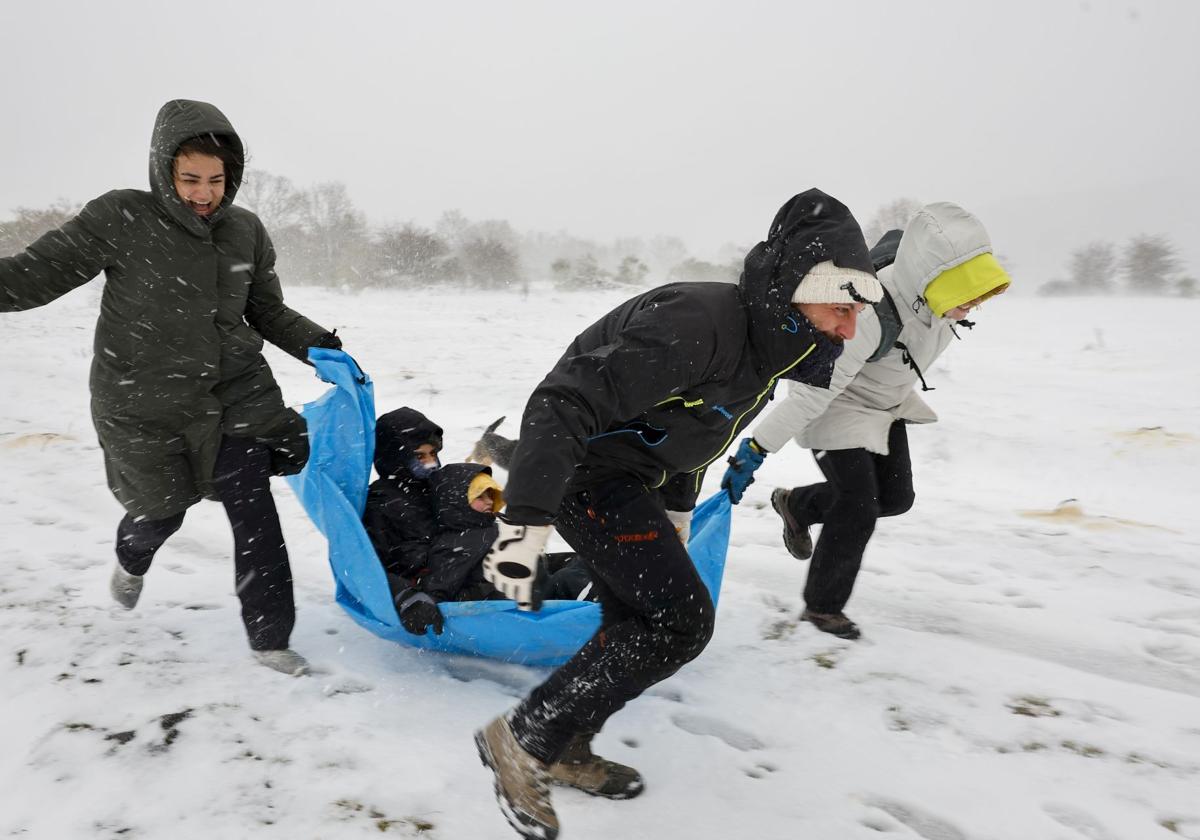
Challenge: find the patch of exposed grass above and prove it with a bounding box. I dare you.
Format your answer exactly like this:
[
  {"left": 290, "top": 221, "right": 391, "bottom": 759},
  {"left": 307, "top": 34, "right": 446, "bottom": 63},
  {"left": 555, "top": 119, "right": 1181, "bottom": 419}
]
[
  {"left": 1061, "top": 739, "right": 1105, "bottom": 758},
  {"left": 1008, "top": 696, "right": 1061, "bottom": 718},
  {"left": 810, "top": 652, "right": 837, "bottom": 669}
]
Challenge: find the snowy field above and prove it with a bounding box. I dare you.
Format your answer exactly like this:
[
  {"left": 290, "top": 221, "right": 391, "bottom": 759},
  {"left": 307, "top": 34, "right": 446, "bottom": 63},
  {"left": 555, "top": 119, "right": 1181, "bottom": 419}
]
[{"left": 2, "top": 284, "right": 1199, "bottom": 840}]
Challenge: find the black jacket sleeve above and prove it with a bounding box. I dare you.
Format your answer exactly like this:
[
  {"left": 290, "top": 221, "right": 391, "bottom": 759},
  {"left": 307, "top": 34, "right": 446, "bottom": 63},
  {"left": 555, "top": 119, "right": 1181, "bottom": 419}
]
[
  {"left": 420, "top": 525, "right": 498, "bottom": 602},
  {"left": 362, "top": 488, "right": 432, "bottom": 579},
  {"left": 503, "top": 291, "right": 721, "bottom": 524}
]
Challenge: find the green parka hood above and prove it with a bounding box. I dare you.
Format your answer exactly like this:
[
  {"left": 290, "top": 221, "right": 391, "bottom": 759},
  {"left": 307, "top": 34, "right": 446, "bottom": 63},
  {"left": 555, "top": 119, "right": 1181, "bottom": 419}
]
[
  {"left": 149, "top": 99, "right": 245, "bottom": 235},
  {"left": 1, "top": 99, "right": 332, "bottom": 520}
]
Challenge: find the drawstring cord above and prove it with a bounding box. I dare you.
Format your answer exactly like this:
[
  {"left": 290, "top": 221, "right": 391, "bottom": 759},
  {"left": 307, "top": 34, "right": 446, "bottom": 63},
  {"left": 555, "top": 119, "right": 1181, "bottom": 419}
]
[
  {"left": 949, "top": 319, "right": 975, "bottom": 340},
  {"left": 895, "top": 341, "right": 934, "bottom": 392}
]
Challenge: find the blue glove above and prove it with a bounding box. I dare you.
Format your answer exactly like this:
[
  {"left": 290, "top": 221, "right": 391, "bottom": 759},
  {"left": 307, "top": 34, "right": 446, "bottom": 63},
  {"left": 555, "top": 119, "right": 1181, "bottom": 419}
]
[{"left": 720, "top": 438, "right": 766, "bottom": 504}]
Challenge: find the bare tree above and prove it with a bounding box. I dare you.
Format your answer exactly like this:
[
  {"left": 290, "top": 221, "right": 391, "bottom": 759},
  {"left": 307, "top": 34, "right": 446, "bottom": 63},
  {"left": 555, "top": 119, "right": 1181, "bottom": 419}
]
[
  {"left": 863, "top": 197, "right": 922, "bottom": 247},
  {"left": 374, "top": 224, "right": 451, "bottom": 286},
  {"left": 614, "top": 255, "right": 650, "bottom": 287},
  {"left": 237, "top": 169, "right": 306, "bottom": 231},
  {"left": 668, "top": 257, "right": 739, "bottom": 284},
  {"left": 0, "top": 201, "right": 80, "bottom": 257},
  {"left": 1122, "top": 234, "right": 1180, "bottom": 294},
  {"left": 570, "top": 253, "right": 608, "bottom": 289},
  {"left": 297, "top": 182, "right": 371, "bottom": 286},
  {"left": 1068, "top": 241, "right": 1117, "bottom": 294},
  {"left": 461, "top": 237, "right": 522, "bottom": 289},
  {"left": 435, "top": 209, "right": 471, "bottom": 250},
  {"left": 550, "top": 257, "right": 572, "bottom": 289}
]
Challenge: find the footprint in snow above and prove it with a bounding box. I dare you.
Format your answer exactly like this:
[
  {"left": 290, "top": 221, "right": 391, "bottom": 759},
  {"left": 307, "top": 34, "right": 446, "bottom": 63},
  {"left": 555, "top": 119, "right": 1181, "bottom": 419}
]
[
  {"left": 743, "top": 761, "right": 778, "bottom": 779},
  {"left": 322, "top": 680, "right": 374, "bottom": 697},
  {"left": 1143, "top": 640, "right": 1200, "bottom": 668},
  {"left": 644, "top": 685, "right": 685, "bottom": 703},
  {"left": 863, "top": 797, "right": 969, "bottom": 840},
  {"left": 1143, "top": 607, "right": 1200, "bottom": 638},
  {"left": 161, "top": 562, "right": 198, "bottom": 575},
  {"left": 441, "top": 658, "right": 540, "bottom": 695},
  {"left": 1148, "top": 576, "right": 1200, "bottom": 600},
  {"left": 1042, "top": 802, "right": 1119, "bottom": 840},
  {"left": 48, "top": 553, "right": 103, "bottom": 571},
  {"left": 671, "top": 712, "right": 764, "bottom": 751}
]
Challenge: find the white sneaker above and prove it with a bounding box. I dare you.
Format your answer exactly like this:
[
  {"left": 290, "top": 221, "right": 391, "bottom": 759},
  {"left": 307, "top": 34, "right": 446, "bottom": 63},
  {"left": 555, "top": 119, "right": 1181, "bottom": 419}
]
[
  {"left": 253, "top": 649, "right": 310, "bottom": 676},
  {"left": 109, "top": 563, "right": 144, "bottom": 609}
]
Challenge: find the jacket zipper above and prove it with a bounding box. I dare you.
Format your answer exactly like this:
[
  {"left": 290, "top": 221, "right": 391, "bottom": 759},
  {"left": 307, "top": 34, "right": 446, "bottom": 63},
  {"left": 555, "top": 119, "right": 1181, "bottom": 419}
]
[
  {"left": 648, "top": 344, "right": 816, "bottom": 491},
  {"left": 687, "top": 344, "right": 817, "bottom": 487},
  {"left": 655, "top": 395, "right": 705, "bottom": 408}
]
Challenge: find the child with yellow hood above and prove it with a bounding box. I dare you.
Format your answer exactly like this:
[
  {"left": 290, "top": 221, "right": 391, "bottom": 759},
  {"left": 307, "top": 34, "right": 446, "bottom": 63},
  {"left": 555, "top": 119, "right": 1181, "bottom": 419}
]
[{"left": 394, "top": 463, "right": 595, "bottom": 636}]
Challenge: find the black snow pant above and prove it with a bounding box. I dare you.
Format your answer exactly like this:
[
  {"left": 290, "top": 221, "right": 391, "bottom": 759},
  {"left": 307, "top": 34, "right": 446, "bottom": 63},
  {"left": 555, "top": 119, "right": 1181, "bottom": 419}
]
[
  {"left": 114, "top": 436, "right": 295, "bottom": 651},
  {"left": 508, "top": 477, "right": 716, "bottom": 764},
  {"left": 786, "top": 421, "right": 915, "bottom": 615}
]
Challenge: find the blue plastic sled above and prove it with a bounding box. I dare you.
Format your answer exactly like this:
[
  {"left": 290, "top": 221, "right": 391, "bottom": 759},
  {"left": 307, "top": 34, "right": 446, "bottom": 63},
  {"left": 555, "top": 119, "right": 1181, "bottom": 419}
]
[{"left": 287, "top": 349, "right": 732, "bottom": 667}]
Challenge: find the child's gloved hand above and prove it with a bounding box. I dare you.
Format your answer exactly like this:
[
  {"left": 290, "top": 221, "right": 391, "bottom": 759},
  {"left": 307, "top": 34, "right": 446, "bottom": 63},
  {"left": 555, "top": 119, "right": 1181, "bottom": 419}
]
[
  {"left": 483, "top": 520, "right": 551, "bottom": 611},
  {"left": 720, "top": 437, "right": 766, "bottom": 504},
  {"left": 396, "top": 589, "right": 444, "bottom": 635}
]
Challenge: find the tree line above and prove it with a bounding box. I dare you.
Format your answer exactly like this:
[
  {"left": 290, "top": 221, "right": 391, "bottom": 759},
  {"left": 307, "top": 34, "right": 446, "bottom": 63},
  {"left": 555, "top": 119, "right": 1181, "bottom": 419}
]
[
  {"left": 4, "top": 186, "right": 1191, "bottom": 296},
  {"left": 0, "top": 171, "right": 742, "bottom": 293},
  {"left": 1040, "top": 236, "right": 1195, "bottom": 297},
  {"left": 863, "top": 197, "right": 1195, "bottom": 298}
]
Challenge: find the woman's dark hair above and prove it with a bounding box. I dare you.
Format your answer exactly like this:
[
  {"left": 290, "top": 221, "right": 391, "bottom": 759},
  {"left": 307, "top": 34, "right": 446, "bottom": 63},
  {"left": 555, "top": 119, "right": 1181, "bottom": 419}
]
[{"left": 174, "top": 134, "right": 242, "bottom": 178}]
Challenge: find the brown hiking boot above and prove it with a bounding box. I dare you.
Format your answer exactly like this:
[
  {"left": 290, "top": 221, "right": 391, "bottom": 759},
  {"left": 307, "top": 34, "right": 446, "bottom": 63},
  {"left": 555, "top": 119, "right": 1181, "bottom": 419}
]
[
  {"left": 547, "top": 734, "right": 645, "bottom": 800},
  {"left": 474, "top": 716, "right": 559, "bottom": 840},
  {"left": 771, "top": 488, "right": 813, "bottom": 560},
  {"left": 801, "top": 609, "right": 861, "bottom": 640}
]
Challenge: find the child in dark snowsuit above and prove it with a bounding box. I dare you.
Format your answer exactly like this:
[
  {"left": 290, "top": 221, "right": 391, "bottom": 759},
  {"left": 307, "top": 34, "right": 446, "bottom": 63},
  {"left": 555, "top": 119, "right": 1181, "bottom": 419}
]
[
  {"left": 390, "top": 461, "right": 598, "bottom": 635},
  {"left": 389, "top": 463, "right": 507, "bottom": 634},
  {"left": 365, "top": 407, "right": 597, "bottom": 636}
]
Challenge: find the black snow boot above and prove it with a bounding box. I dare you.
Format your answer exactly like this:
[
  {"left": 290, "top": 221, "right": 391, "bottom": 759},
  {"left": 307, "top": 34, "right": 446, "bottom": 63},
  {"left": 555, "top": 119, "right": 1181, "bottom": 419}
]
[
  {"left": 771, "top": 488, "right": 813, "bottom": 560},
  {"left": 547, "top": 733, "right": 645, "bottom": 800}
]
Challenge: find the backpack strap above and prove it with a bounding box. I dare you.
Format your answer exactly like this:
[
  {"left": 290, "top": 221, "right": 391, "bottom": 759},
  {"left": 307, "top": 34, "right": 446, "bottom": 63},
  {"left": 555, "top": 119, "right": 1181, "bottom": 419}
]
[
  {"left": 866, "top": 287, "right": 903, "bottom": 363},
  {"left": 865, "top": 230, "right": 904, "bottom": 363},
  {"left": 869, "top": 229, "right": 903, "bottom": 272}
]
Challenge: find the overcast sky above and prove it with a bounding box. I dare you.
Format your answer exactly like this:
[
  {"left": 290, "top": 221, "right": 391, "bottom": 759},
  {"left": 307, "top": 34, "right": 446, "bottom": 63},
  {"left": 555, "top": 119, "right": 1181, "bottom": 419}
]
[{"left": 2, "top": 0, "right": 1197, "bottom": 284}]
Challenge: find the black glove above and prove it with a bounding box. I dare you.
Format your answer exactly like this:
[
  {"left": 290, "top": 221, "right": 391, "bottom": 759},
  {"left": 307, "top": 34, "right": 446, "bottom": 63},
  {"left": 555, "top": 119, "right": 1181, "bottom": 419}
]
[
  {"left": 313, "top": 329, "right": 342, "bottom": 350},
  {"left": 396, "top": 588, "right": 444, "bottom": 635}
]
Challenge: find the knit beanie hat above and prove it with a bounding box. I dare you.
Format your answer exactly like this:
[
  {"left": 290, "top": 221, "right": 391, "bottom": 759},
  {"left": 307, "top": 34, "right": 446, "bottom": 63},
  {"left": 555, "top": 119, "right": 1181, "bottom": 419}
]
[{"left": 791, "top": 260, "right": 883, "bottom": 306}]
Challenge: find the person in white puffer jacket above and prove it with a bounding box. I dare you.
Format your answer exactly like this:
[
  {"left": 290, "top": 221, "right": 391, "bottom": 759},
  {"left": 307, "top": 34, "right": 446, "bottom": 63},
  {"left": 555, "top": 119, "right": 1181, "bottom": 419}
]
[{"left": 724, "top": 202, "right": 1012, "bottom": 640}]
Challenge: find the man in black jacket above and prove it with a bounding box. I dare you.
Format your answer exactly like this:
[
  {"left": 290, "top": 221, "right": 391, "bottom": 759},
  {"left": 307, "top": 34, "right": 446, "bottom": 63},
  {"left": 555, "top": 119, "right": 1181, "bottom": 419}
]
[{"left": 473, "top": 189, "right": 884, "bottom": 840}]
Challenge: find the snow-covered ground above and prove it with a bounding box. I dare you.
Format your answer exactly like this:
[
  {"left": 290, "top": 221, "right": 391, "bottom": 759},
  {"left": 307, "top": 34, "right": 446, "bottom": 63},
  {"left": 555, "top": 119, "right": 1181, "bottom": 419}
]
[{"left": 2, "top": 284, "right": 1199, "bottom": 840}]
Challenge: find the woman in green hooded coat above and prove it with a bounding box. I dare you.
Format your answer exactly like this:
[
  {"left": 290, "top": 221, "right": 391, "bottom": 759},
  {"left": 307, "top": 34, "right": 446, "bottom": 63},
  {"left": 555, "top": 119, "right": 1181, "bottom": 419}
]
[{"left": 0, "top": 99, "right": 341, "bottom": 675}]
